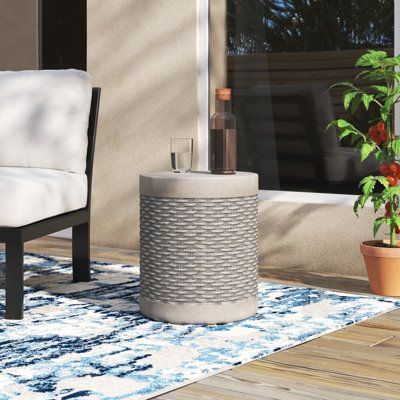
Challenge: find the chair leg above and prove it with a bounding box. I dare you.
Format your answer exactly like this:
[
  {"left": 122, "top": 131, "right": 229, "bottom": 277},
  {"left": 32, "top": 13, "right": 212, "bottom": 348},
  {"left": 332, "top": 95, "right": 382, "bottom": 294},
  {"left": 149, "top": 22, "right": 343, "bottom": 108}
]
[
  {"left": 5, "top": 238, "right": 24, "bottom": 320},
  {"left": 73, "top": 221, "right": 90, "bottom": 282}
]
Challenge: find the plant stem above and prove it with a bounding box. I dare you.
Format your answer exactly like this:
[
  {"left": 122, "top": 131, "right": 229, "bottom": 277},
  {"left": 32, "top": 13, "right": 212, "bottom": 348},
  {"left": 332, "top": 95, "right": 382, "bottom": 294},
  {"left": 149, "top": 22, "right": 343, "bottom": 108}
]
[
  {"left": 390, "top": 224, "right": 396, "bottom": 246},
  {"left": 390, "top": 199, "right": 396, "bottom": 246}
]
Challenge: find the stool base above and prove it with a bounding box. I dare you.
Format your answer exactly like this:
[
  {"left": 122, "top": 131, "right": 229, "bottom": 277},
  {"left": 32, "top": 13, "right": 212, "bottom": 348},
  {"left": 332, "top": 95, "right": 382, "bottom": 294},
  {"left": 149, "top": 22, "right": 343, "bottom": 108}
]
[{"left": 139, "top": 295, "right": 258, "bottom": 324}]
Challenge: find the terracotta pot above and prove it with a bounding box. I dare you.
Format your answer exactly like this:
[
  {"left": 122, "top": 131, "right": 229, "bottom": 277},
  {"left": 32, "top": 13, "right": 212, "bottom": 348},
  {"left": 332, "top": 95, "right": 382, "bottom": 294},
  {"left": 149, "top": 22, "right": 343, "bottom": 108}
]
[{"left": 360, "top": 240, "right": 400, "bottom": 296}]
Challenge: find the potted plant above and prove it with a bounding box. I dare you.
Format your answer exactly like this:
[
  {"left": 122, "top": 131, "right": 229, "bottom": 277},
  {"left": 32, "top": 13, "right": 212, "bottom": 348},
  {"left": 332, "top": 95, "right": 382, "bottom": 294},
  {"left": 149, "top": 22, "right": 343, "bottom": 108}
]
[{"left": 329, "top": 50, "right": 400, "bottom": 296}]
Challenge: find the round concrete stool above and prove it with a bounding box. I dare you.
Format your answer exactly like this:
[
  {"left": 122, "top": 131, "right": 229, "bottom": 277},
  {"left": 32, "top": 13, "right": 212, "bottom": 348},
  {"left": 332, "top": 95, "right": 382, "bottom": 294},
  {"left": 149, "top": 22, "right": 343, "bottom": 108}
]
[{"left": 139, "top": 171, "right": 259, "bottom": 324}]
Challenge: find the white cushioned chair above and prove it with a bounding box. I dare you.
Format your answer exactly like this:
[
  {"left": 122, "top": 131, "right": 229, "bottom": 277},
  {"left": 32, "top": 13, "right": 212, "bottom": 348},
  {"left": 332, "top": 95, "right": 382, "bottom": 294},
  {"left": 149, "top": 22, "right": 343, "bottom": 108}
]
[{"left": 0, "top": 69, "right": 101, "bottom": 319}]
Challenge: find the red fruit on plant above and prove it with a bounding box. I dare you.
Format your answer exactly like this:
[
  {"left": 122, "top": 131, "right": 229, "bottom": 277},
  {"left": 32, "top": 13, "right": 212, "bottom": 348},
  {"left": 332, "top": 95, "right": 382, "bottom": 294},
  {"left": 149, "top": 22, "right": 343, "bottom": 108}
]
[
  {"left": 377, "top": 121, "right": 385, "bottom": 131},
  {"left": 369, "top": 125, "right": 378, "bottom": 134},
  {"left": 385, "top": 210, "right": 391, "bottom": 217},
  {"left": 369, "top": 125, "right": 381, "bottom": 144},
  {"left": 368, "top": 122, "right": 387, "bottom": 145},
  {"left": 387, "top": 175, "right": 399, "bottom": 187},
  {"left": 379, "top": 129, "right": 388, "bottom": 143},
  {"left": 396, "top": 226, "right": 400, "bottom": 235},
  {"left": 372, "top": 133, "right": 381, "bottom": 144},
  {"left": 394, "top": 163, "right": 400, "bottom": 178},
  {"left": 389, "top": 163, "right": 399, "bottom": 174},
  {"left": 380, "top": 163, "right": 390, "bottom": 176}
]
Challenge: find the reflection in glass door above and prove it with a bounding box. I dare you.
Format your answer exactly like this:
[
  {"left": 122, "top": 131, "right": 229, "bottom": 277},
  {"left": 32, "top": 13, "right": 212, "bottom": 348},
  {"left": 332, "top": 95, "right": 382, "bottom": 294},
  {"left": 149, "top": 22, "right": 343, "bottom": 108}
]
[{"left": 227, "top": 0, "right": 394, "bottom": 194}]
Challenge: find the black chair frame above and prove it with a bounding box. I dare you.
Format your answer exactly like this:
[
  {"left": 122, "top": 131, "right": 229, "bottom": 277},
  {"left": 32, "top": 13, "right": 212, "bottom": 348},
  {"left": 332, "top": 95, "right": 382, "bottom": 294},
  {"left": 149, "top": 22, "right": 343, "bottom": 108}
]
[{"left": 1, "top": 87, "right": 101, "bottom": 319}]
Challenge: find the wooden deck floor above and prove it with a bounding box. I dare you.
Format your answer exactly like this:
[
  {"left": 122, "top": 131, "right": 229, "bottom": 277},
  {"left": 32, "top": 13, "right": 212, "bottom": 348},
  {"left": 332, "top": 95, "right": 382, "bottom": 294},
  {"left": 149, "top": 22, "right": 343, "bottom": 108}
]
[{"left": 15, "top": 237, "right": 400, "bottom": 399}]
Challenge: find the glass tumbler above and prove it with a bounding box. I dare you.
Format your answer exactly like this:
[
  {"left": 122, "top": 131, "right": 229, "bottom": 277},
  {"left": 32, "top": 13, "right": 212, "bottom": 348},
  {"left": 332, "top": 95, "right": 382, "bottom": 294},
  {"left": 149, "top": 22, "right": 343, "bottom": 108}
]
[{"left": 170, "top": 138, "right": 193, "bottom": 173}]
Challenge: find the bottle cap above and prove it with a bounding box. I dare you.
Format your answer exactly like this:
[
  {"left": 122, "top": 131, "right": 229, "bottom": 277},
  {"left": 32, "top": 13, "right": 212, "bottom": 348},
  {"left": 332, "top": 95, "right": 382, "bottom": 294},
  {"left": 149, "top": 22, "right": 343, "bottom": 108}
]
[{"left": 216, "top": 88, "right": 231, "bottom": 101}]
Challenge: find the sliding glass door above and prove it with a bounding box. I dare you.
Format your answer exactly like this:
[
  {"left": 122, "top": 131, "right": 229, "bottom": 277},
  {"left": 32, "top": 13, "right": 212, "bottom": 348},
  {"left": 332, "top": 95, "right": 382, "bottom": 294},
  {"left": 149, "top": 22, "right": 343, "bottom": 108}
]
[{"left": 225, "top": 0, "right": 394, "bottom": 194}]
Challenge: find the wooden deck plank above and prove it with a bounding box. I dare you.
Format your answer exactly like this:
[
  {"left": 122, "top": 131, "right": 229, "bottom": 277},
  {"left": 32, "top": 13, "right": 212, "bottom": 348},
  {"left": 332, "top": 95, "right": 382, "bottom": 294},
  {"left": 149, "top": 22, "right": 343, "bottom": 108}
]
[
  {"left": 158, "top": 364, "right": 400, "bottom": 400},
  {"left": 7, "top": 237, "right": 399, "bottom": 400},
  {"left": 326, "top": 324, "right": 400, "bottom": 345},
  {"left": 265, "top": 338, "right": 400, "bottom": 377}
]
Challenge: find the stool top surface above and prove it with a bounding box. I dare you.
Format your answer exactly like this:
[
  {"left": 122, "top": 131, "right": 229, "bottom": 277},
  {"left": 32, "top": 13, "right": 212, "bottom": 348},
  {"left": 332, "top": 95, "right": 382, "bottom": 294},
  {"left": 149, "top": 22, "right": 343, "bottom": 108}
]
[{"left": 140, "top": 171, "right": 258, "bottom": 198}]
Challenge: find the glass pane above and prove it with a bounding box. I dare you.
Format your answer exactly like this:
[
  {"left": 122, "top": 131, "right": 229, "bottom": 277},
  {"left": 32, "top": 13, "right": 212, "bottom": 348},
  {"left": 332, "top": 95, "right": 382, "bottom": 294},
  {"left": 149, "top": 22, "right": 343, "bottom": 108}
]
[{"left": 227, "top": 0, "right": 394, "bottom": 193}]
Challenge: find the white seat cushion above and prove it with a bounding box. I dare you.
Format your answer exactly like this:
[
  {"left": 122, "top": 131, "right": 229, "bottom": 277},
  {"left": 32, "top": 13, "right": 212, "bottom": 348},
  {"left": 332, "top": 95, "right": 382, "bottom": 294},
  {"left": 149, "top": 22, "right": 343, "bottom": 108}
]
[
  {"left": 0, "top": 167, "right": 87, "bottom": 227},
  {"left": 0, "top": 69, "right": 92, "bottom": 174}
]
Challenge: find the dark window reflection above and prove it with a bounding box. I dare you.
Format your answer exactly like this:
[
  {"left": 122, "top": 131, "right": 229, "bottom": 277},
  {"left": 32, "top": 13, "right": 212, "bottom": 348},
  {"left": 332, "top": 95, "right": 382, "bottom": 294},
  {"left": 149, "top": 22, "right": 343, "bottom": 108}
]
[{"left": 227, "top": 0, "right": 394, "bottom": 193}]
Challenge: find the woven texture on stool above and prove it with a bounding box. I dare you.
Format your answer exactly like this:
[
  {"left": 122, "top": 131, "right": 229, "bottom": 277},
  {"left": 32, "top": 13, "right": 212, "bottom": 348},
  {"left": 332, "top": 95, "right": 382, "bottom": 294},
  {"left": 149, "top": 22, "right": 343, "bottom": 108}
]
[{"left": 140, "top": 194, "right": 258, "bottom": 304}]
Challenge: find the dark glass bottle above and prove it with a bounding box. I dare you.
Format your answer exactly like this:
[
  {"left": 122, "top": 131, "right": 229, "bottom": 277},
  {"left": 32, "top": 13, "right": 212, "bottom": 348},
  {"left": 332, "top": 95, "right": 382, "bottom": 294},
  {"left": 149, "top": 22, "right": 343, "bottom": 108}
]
[{"left": 209, "top": 88, "right": 237, "bottom": 174}]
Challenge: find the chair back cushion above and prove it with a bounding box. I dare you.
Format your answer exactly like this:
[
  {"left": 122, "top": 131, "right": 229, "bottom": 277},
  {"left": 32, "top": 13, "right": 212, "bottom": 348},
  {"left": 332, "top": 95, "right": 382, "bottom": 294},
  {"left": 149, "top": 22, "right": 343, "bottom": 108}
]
[{"left": 0, "top": 69, "right": 92, "bottom": 173}]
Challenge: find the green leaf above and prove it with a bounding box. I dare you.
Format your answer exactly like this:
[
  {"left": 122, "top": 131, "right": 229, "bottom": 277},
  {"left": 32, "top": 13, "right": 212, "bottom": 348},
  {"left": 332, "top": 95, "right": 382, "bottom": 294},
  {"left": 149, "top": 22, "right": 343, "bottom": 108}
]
[
  {"left": 372, "top": 196, "right": 384, "bottom": 212},
  {"left": 355, "top": 70, "right": 371, "bottom": 81},
  {"left": 370, "top": 49, "right": 388, "bottom": 58},
  {"left": 359, "top": 194, "right": 369, "bottom": 207},
  {"left": 328, "top": 81, "right": 356, "bottom": 90},
  {"left": 350, "top": 96, "right": 363, "bottom": 114},
  {"left": 338, "top": 129, "right": 353, "bottom": 141},
  {"left": 383, "top": 55, "right": 400, "bottom": 66},
  {"left": 374, "top": 149, "right": 384, "bottom": 162},
  {"left": 356, "top": 50, "right": 387, "bottom": 68},
  {"left": 362, "top": 178, "right": 376, "bottom": 196},
  {"left": 360, "top": 142, "right": 375, "bottom": 161},
  {"left": 353, "top": 198, "right": 361, "bottom": 216},
  {"left": 394, "top": 215, "right": 400, "bottom": 229},
  {"left": 326, "top": 120, "right": 338, "bottom": 131},
  {"left": 384, "top": 187, "right": 400, "bottom": 198},
  {"left": 375, "top": 176, "right": 389, "bottom": 188},
  {"left": 367, "top": 72, "right": 384, "bottom": 81},
  {"left": 380, "top": 99, "right": 393, "bottom": 122},
  {"left": 337, "top": 119, "right": 352, "bottom": 128},
  {"left": 373, "top": 217, "right": 386, "bottom": 237},
  {"left": 370, "top": 85, "right": 389, "bottom": 95},
  {"left": 358, "top": 177, "right": 388, "bottom": 207},
  {"left": 382, "top": 187, "right": 393, "bottom": 202},
  {"left": 361, "top": 94, "right": 374, "bottom": 110},
  {"left": 343, "top": 91, "right": 358, "bottom": 110},
  {"left": 351, "top": 134, "right": 363, "bottom": 148},
  {"left": 358, "top": 176, "right": 372, "bottom": 187},
  {"left": 391, "top": 138, "right": 400, "bottom": 157}
]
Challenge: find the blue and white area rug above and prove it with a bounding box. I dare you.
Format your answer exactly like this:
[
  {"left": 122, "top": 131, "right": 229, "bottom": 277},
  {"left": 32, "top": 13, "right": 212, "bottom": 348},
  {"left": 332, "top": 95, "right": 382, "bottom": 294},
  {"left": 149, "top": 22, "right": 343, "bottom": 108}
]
[{"left": 0, "top": 253, "right": 399, "bottom": 400}]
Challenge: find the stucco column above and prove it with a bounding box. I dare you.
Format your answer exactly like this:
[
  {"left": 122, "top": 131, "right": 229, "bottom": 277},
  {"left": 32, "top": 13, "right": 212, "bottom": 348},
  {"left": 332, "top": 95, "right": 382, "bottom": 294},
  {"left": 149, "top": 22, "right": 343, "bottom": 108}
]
[{"left": 87, "top": 0, "right": 200, "bottom": 249}]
